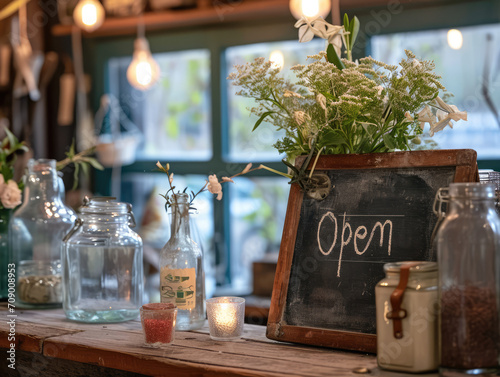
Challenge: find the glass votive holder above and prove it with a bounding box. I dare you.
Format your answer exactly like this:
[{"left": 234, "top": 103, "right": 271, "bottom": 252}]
[
  {"left": 140, "top": 303, "right": 177, "bottom": 346},
  {"left": 206, "top": 297, "right": 245, "bottom": 341}
]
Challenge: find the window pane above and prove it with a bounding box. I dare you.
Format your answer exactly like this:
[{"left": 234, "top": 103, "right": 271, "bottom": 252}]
[
  {"left": 226, "top": 40, "right": 324, "bottom": 162},
  {"left": 371, "top": 24, "right": 500, "bottom": 159},
  {"left": 107, "top": 49, "right": 212, "bottom": 161},
  {"left": 229, "top": 177, "right": 290, "bottom": 292},
  {"left": 119, "top": 173, "right": 215, "bottom": 301}
]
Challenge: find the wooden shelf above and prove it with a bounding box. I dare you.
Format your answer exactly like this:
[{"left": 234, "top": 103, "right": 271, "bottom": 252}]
[
  {"left": 51, "top": 0, "right": 467, "bottom": 38},
  {"left": 51, "top": 0, "right": 292, "bottom": 38}
]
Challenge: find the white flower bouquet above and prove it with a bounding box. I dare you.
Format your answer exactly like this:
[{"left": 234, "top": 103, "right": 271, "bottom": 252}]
[{"left": 228, "top": 15, "right": 467, "bottom": 163}]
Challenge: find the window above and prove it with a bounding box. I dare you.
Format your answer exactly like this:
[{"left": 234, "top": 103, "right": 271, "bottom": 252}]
[
  {"left": 371, "top": 24, "right": 500, "bottom": 159},
  {"left": 107, "top": 49, "right": 212, "bottom": 161},
  {"left": 226, "top": 40, "right": 323, "bottom": 161}
]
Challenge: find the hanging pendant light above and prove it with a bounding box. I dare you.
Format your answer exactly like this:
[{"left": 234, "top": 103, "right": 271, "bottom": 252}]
[
  {"left": 126, "top": 36, "right": 160, "bottom": 90},
  {"left": 73, "top": 0, "right": 105, "bottom": 32},
  {"left": 289, "top": 0, "right": 331, "bottom": 20}
]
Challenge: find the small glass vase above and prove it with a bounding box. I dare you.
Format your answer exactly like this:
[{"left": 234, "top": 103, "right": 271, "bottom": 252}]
[
  {"left": 9, "top": 159, "right": 76, "bottom": 308},
  {"left": 159, "top": 193, "right": 205, "bottom": 331},
  {"left": 0, "top": 208, "right": 12, "bottom": 300}
]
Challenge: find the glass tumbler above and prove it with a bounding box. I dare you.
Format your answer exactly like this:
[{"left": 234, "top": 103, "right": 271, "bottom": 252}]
[
  {"left": 140, "top": 303, "right": 177, "bottom": 346},
  {"left": 206, "top": 297, "right": 245, "bottom": 341}
]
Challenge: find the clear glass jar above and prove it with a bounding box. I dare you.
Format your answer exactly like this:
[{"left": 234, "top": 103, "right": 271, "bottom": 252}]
[
  {"left": 159, "top": 193, "right": 205, "bottom": 331},
  {"left": 375, "top": 261, "right": 439, "bottom": 373},
  {"left": 9, "top": 159, "right": 76, "bottom": 308},
  {"left": 435, "top": 183, "right": 500, "bottom": 374},
  {"left": 62, "top": 197, "right": 143, "bottom": 323}
]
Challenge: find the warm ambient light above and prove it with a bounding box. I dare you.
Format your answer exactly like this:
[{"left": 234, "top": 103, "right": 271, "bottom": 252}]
[
  {"left": 289, "top": 0, "right": 331, "bottom": 20},
  {"left": 73, "top": 0, "right": 105, "bottom": 32},
  {"left": 447, "top": 29, "right": 463, "bottom": 50},
  {"left": 269, "top": 50, "right": 285, "bottom": 71},
  {"left": 126, "top": 37, "right": 160, "bottom": 90}
]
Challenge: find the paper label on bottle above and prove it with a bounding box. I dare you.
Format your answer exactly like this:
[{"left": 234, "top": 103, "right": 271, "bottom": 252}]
[{"left": 160, "top": 267, "right": 196, "bottom": 310}]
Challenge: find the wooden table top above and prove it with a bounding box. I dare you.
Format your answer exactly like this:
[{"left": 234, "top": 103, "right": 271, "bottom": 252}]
[{"left": 0, "top": 305, "right": 438, "bottom": 377}]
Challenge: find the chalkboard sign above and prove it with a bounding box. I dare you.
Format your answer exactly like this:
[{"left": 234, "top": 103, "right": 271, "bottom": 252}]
[{"left": 266, "top": 149, "right": 477, "bottom": 353}]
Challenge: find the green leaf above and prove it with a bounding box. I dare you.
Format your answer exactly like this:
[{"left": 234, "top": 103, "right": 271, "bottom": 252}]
[
  {"left": 382, "top": 134, "right": 397, "bottom": 150},
  {"left": 85, "top": 158, "right": 104, "bottom": 171},
  {"left": 320, "top": 129, "right": 347, "bottom": 147},
  {"left": 4, "top": 127, "right": 17, "bottom": 151},
  {"left": 349, "top": 16, "right": 360, "bottom": 50},
  {"left": 326, "top": 43, "right": 345, "bottom": 70},
  {"left": 72, "top": 164, "right": 80, "bottom": 190},
  {"left": 343, "top": 13, "right": 349, "bottom": 30},
  {"left": 252, "top": 111, "right": 274, "bottom": 131}
]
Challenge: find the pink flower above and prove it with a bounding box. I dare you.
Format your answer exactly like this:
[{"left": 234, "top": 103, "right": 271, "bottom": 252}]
[
  {"left": 221, "top": 177, "right": 234, "bottom": 183},
  {"left": 1, "top": 180, "right": 22, "bottom": 209},
  {"left": 207, "top": 174, "right": 223, "bottom": 200},
  {"left": 169, "top": 173, "right": 174, "bottom": 183},
  {"left": 241, "top": 163, "right": 252, "bottom": 174}
]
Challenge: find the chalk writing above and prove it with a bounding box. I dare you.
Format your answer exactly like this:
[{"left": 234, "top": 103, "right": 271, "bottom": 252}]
[{"left": 317, "top": 212, "right": 396, "bottom": 277}]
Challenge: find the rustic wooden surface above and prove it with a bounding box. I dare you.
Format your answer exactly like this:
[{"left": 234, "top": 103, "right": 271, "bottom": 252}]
[{"left": 0, "top": 306, "right": 438, "bottom": 376}]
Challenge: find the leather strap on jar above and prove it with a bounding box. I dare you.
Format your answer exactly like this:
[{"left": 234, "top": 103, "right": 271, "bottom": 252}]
[{"left": 386, "top": 262, "right": 419, "bottom": 339}]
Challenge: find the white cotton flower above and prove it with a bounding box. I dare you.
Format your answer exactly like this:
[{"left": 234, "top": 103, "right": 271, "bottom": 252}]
[
  {"left": 316, "top": 94, "right": 327, "bottom": 111},
  {"left": 206, "top": 174, "right": 223, "bottom": 201},
  {"left": 295, "top": 17, "right": 345, "bottom": 52},
  {"left": 429, "top": 97, "right": 467, "bottom": 136},
  {"left": 294, "top": 111, "right": 307, "bottom": 125},
  {"left": 284, "top": 89, "right": 302, "bottom": 98}
]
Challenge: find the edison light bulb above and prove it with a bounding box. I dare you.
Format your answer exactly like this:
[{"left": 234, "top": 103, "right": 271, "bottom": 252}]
[
  {"left": 270, "top": 50, "right": 285, "bottom": 71},
  {"left": 447, "top": 29, "right": 463, "bottom": 50},
  {"left": 289, "top": 0, "right": 331, "bottom": 20},
  {"left": 127, "top": 38, "right": 160, "bottom": 91},
  {"left": 73, "top": 0, "right": 105, "bottom": 32}
]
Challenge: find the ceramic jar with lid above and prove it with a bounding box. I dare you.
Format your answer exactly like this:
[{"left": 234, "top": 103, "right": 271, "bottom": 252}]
[{"left": 375, "top": 261, "right": 438, "bottom": 372}]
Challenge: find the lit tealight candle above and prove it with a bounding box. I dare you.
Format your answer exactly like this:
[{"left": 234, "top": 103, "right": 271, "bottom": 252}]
[{"left": 206, "top": 297, "right": 245, "bottom": 341}]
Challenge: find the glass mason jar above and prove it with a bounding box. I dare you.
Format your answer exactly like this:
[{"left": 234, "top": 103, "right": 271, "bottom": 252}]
[
  {"left": 9, "top": 159, "right": 76, "bottom": 308},
  {"left": 159, "top": 193, "right": 205, "bottom": 331},
  {"left": 375, "top": 261, "right": 439, "bottom": 373},
  {"left": 62, "top": 197, "right": 143, "bottom": 323},
  {"left": 435, "top": 183, "right": 500, "bottom": 374}
]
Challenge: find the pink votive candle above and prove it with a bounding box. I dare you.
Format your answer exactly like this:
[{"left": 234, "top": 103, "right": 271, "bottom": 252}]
[{"left": 140, "top": 303, "right": 177, "bottom": 346}]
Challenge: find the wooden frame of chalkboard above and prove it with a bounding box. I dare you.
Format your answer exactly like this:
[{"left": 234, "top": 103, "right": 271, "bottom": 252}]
[{"left": 266, "top": 149, "right": 477, "bottom": 353}]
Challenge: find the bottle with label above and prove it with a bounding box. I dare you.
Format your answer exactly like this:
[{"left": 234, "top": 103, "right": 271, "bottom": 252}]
[{"left": 159, "top": 193, "right": 205, "bottom": 330}]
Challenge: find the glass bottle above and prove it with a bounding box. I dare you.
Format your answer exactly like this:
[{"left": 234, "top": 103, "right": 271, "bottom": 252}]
[
  {"left": 435, "top": 183, "right": 500, "bottom": 374},
  {"left": 9, "top": 159, "right": 76, "bottom": 308},
  {"left": 159, "top": 193, "right": 205, "bottom": 330},
  {"left": 375, "top": 261, "right": 439, "bottom": 373},
  {"left": 62, "top": 197, "right": 143, "bottom": 323}
]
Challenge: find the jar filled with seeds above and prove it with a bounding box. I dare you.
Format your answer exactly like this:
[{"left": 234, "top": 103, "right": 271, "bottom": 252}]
[{"left": 434, "top": 183, "right": 500, "bottom": 375}]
